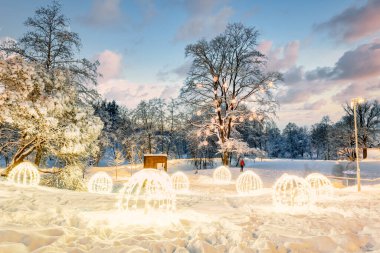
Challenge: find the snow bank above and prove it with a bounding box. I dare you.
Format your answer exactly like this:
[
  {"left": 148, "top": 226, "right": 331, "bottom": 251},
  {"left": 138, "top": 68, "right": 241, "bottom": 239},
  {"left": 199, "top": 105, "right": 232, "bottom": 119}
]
[{"left": 0, "top": 159, "right": 379, "bottom": 252}]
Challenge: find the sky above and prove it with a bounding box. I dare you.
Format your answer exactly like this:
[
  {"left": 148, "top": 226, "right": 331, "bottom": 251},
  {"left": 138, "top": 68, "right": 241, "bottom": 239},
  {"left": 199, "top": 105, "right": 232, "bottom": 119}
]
[{"left": 1, "top": 0, "right": 380, "bottom": 129}]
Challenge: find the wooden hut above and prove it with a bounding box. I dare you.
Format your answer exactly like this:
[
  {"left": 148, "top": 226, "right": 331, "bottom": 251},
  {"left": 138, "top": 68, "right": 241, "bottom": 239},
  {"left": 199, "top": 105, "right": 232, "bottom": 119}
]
[{"left": 143, "top": 154, "right": 168, "bottom": 171}]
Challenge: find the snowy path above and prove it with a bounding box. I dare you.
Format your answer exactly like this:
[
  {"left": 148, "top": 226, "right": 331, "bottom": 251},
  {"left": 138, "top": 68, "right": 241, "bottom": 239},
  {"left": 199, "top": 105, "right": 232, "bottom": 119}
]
[{"left": 0, "top": 161, "right": 380, "bottom": 252}]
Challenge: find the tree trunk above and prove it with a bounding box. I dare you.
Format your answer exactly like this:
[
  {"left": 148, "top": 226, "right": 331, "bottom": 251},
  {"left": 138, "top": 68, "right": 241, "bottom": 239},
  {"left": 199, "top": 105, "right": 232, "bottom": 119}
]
[
  {"left": 222, "top": 151, "right": 229, "bottom": 166},
  {"left": 363, "top": 147, "right": 367, "bottom": 159},
  {"left": 148, "top": 134, "right": 152, "bottom": 153},
  {"left": 35, "top": 147, "right": 43, "bottom": 167},
  {"left": 4, "top": 139, "right": 37, "bottom": 176},
  {"left": 5, "top": 156, "right": 9, "bottom": 166},
  {"left": 235, "top": 156, "right": 241, "bottom": 167}
]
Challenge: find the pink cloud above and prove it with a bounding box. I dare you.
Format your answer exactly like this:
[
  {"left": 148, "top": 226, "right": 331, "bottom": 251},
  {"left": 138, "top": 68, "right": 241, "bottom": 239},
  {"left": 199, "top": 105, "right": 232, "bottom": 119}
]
[
  {"left": 303, "top": 40, "right": 380, "bottom": 81},
  {"left": 333, "top": 82, "right": 380, "bottom": 104},
  {"left": 257, "top": 40, "right": 272, "bottom": 54},
  {"left": 302, "top": 99, "right": 327, "bottom": 110},
  {"left": 98, "top": 78, "right": 179, "bottom": 108},
  {"left": 97, "top": 50, "right": 123, "bottom": 81},
  {"left": 315, "top": 0, "right": 380, "bottom": 42},
  {"left": 258, "top": 40, "right": 300, "bottom": 71},
  {"left": 279, "top": 39, "right": 380, "bottom": 109},
  {"left": 333, "top": 40, "right": 380, "bottom": 80}
]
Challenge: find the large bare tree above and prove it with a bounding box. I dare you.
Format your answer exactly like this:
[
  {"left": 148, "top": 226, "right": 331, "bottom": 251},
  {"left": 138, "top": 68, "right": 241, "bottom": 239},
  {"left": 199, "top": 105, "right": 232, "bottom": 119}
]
[
  {"left": 0, "top": 1, "right": 99, "bottom": 99},
  {"left": 180, "top": 23, "right": 281, "bottom": 165}
]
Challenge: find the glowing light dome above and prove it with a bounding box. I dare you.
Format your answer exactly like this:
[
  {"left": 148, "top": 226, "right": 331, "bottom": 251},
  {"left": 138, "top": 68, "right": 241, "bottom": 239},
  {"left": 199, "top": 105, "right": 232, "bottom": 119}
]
[
  {"left": 213, "top": 166, "right": 231, "bottom": 184},
  {"left": 305, "top": 173, "right": 333, "bottom": 198},
  {"left": 8, "top": 161, "right": 40, "bottom": 186},
  {"left": 171, "top": 172, "right": 190, "bottom": 192},
  {"left": 273, "top": 174, "right": 313, "bottom": 208},
  {"left": 88, "top": 172, "right": 113, "bottom": 194},
  {"left": 117, "top": 169, "right": 175, "bottom": 212},
  {"left": 236, "top": 171, "right": 263, "bottom": 195}
]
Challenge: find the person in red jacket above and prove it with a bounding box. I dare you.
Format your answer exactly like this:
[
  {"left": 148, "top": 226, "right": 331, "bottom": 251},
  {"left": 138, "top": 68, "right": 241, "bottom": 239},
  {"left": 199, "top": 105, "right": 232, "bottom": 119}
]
[{"left": 240, "top": 158, "right": 245, "bottom": 172}]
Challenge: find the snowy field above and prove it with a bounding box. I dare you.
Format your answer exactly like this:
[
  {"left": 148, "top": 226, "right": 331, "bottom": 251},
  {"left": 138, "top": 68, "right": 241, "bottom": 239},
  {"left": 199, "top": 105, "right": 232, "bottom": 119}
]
[{"left": 0, "top": 159, "right": 380, "bottom": 252}]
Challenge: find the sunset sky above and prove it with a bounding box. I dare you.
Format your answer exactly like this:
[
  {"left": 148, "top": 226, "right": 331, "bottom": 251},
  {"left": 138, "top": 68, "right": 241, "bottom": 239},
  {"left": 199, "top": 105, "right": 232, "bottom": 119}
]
[{"left": 1, "top": 0, "right": 380, "bottom": 129}]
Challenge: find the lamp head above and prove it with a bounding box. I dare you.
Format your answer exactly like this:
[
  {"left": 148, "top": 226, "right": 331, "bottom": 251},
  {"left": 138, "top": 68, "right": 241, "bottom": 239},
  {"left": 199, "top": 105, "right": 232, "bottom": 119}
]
[{"left": 351, "top": 97, "right": 365, "bottom": 108}]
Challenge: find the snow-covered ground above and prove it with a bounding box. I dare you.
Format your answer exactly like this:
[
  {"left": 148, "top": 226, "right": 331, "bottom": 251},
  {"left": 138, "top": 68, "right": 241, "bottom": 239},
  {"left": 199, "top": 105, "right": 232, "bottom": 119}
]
[{"left": 1, "top": 159, "right": 380, "bottom": 252}]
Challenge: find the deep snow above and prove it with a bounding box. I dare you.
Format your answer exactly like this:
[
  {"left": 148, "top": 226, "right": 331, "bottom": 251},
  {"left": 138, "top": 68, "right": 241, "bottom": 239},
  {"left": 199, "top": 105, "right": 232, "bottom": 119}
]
[{"left": 0, "top": 159, "right": 380, "bottom": 253}]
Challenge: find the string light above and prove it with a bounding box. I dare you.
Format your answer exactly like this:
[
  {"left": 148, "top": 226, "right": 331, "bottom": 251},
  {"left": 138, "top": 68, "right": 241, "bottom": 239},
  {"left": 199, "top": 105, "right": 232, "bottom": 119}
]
[
  {"left": 196, "top": 110, "right": 202, "bottom": 116},
  {"left": 171, "top": 172, "right": 190, "bottom": 192},
  {"left": 213, "top": 166, "right": 232, "bottom": 184},
  {"left": 305, "top": 173, "right": 333, "bottom": 199},
  {"left": 88, "top": 171, "right": 113, "bottom": 194},
  {"left": 273, "top": 174, "right": 313, "bottom": 209},
  {"left": 8, "top": 161, "right": 40, "bottom": 186},
  {"left": 117, "top": 169, "right": 175, "bottom": 212},
  {"left": 236, "top": 171, "right": 263, "bottom": 195}
]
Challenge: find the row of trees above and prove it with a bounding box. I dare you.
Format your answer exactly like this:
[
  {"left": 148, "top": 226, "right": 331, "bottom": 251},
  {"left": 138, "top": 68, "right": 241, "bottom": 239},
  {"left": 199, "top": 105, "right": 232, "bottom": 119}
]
[
  {"left": 260, "top": 102, "right": 380, "bottom": 161},
  {"left": 90, "top": 97, "right": 380, "bottom": 167}
]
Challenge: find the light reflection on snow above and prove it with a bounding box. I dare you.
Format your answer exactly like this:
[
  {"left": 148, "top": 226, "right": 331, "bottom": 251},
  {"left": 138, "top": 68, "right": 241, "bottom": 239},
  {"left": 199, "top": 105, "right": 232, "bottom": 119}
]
[{"left": 81, "top": 209, "right": 212, "bottom": 228}]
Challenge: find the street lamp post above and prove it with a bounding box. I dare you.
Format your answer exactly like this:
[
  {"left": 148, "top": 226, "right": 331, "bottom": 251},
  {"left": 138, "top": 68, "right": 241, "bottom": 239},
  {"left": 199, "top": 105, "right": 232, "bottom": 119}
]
[{"left": 351, "top": 97, "right": 364, "bottom": 192}]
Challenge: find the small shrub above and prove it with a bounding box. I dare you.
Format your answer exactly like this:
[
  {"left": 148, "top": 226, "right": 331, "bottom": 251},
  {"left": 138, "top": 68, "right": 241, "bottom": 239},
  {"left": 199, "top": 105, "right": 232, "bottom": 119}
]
[{"left": 40, "top": 165, "right": 86, "bottom": 191}]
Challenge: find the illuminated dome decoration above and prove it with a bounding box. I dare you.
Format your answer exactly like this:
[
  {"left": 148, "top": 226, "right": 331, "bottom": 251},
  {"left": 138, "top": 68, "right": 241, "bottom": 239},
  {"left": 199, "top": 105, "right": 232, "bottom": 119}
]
[
  {"left": 88, "top": 172, "right": 113, "bottom": 194},
  {"left": 8, "top": 161, "right": 40, "bottom": 186},
  {"left": 213, "top": 166, "right": 232, "bottom": 184},
  {"left": 305, "top": 173, "right": 333, "bottom": 198},
  {"left": 117, "top": 169, "right": 175, "bottom": 212},
  {"left": 273, "top": 174, "right": 313, "bottom": 208},
  {"left": 171, "top": 172, "right": 190, "bottom": 192},
  {"left": 236, "top": 171, "right": 263, "bottom": 195}
]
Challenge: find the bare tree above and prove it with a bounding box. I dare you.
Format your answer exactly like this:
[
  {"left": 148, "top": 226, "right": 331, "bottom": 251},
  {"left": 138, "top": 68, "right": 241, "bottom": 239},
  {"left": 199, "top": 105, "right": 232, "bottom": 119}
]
[
  {"left": 132, "top": 99, "right": 164, "bottom": 154},
  {"left": 343, "top": 100, "right": 380, "bottom": 159},
  {"left": 108, "top": 150, "right": 125, "bottom": 181},
  {"left": 0, "top": 1, "right": 99, "bottom": 99},
  {"left": 180, "top": 23, "right": 281, "bottom": 165}
]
